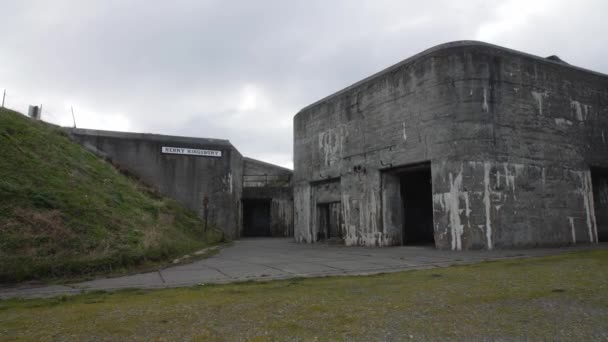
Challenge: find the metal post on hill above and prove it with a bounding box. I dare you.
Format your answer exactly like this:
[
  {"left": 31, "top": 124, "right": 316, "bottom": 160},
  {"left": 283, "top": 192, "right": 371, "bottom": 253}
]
[
  {"left": 71, "top": 106, "right": 77, "bottom": 128},
  {"left": 2, "top": 89, "right": 5, "bottom": 108}
]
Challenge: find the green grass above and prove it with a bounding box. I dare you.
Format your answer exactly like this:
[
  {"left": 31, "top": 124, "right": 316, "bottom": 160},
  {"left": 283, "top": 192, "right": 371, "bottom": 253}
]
[
  {"left": 1, "top": 250, "right": 607, "bottom": 341},
  {"left": 0, "top": 108, "right": 224, "bottom": 282}
]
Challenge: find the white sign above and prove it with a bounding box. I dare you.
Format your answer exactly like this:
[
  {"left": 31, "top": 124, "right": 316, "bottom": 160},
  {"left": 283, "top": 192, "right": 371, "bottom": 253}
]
[{"left": 161, "top": 146, "right": 222, "bottom": 157}]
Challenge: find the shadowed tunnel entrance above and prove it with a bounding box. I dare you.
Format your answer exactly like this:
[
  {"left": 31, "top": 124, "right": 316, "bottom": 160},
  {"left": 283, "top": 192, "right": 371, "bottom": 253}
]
[
  {"left": 243, "top": 199, "right": 271, "bottom": 237},
  {"left": 383, "top": 162, "right": 435, "bottom": 246},
  {"left": 317, "top": 202, "right": 343, "bottom": 242},
  {"left": 592, "top": 167, "right": 608, "bottom": 242},
  {"left": 400, "top": 165, "right": 434, "bottom": 245}
]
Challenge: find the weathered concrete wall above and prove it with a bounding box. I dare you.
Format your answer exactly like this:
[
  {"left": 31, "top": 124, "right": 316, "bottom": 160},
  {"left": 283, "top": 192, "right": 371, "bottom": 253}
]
[
  {"left": 243, "top": 157, "right": 292, "bottom": 176},
  {"left": 294, "top": 41, "right": 608, "bottom": 249},
  {"left": 68, "top": 129, "right": 243, "bottom": 238},
  {"left": 270, "top": 197, "right": 293, "bottom": 237},
  {"left": 243, "top": 157, "right": 292, "bottom": 187},
  {"left": 242, "top": 158, "right": 293, "bottom": 236}
]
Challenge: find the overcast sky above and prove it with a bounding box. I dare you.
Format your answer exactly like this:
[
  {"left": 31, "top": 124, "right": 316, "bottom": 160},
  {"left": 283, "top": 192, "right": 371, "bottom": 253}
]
[{"left": 2, "top": 0, "right": 607, "bottom": 168}]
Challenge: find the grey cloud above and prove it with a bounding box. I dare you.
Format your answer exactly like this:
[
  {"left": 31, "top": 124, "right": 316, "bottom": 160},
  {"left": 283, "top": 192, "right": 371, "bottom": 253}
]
[{"left": 1, "top": 0, "right": 606, "bottom": 168}]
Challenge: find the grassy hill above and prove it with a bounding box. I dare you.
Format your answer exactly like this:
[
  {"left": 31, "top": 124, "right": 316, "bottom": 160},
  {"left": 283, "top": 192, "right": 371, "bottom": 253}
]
[{"left": 0, "top": 108, "right": 222, "bottom": 283}]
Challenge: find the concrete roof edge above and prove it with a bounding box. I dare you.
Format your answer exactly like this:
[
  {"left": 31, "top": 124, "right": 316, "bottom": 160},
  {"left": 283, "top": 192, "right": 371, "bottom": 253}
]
[
  {"left": 243, "top": 157, "right": 293, "bottom": 172},
  {"left": 295, "top": 40, "right": 608, "bottom": 116},
  {"left": 66, "top": 127, "right": 234, "bottom": 148}
]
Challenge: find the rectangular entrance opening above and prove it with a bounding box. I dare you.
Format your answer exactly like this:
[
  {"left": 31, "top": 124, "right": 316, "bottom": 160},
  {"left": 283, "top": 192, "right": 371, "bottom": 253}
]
[
  {"left": 317, "top": 202, "right": 343, "bottom": 242},
  {"left": 591, "top": 167, "right": 608, "bottom": 242},
  {"left": 399, "top": 163, "right": 434, "bottom": 245},
  {"left": 243, "top": 199, "right": 271, "bottom": 237}
]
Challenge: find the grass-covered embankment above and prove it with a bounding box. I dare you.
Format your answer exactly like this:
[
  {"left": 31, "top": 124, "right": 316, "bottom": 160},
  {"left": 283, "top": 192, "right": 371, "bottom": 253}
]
[
  {"left": 0, "top": 108, "right": 223, "bottom": 282},
  {"left": 1, "top": 250, "right": 607, "bottom": 340}
]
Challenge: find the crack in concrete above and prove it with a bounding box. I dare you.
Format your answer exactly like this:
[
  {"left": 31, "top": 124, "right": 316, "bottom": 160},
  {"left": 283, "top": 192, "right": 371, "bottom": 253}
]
[
  {"left": 258, "top": 264, "right": 297, "bottom": 274},
  {"left": 157, "top": 270, "right": 166, "bottom": 284},
  {"left": 204, "top": 265, "right": 233, "bottom": 279}
]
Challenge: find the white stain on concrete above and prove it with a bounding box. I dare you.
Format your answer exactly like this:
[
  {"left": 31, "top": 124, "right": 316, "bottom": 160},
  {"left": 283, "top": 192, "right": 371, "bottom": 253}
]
[
  {"left": 294, "top": 185, "right": 312, "bottom": 243},
  {"left": 541, "top": 167, "right": 546, "bottom": 190},
  {"left": 482, "top": 87, "right": 489, "bottom": 112},
  {"left": 570, "top": 100, "right": 592, "bottom": 122},
  {"left": 435, "top": 161, "right": 529, "bottom": 250},
  {"left": 496, "top": 169, "right": 501, "bottom": 188},
  {"left": 577, "top": 171, "right": 598, "bottom": 243},
  {"left": 342, "top": 193, "right": 385, "bottom": 246},
  {"left": 402, "top": 122, "right": 407, "bottom": 141},
  {"left": 470, "top": 161, "right": 524, "bottom": 249},
  {"left": 343, "top": 183, "right": 398, "bottom": 248},
  {"left": 554, "top": 118, "right": 573, "bottom": 126},
  {"left": 568, "top": 216, "right": 576, "bottom": 244},
  {"left": 224, "top": 172, "right": 233, "bottom": 194},
  {"left": 365, "top": 185, "right": 380, "bottom": 237},
  {"left": 571, "top": 100, "right": 584, "bottom": 121},
  {"left": 502, "top": 163, "right": 516, "bottom": 197},
  {"left": 433, "top": 169, "right": 468, "bottom": 251},
  {"left": 463, "top": 191, "right": 471, "bottom": 217},
  {"left": 318, "top": 126, "right": 347, "bottom": 167},
  {"left": 341, "top": 193, "right": 351, "bottom": 238},
  {"left": 583, "top": 104, "right": 591, "bottom": 120},
  {"left": 345, "top": 231, "right": 397, "bottom": 247},
  {"left": 483, "top": 162, "right": 493, "bottom": 250},
  {"left": 531, "top": 91, "right": 548, "bottom": 116}
]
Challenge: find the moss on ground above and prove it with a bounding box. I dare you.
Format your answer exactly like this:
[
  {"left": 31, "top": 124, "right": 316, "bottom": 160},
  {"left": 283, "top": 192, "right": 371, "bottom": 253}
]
[
  {"left": 0, "top": 108, "right": 224, "bottom": 282},
  {"left": 1, "top": 250, "right": 607, "bottom": 340}
]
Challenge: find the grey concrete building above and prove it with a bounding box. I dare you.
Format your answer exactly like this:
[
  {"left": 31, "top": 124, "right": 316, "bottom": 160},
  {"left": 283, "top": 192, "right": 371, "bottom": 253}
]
[
  {"left": 293, "top": 41, "right": 608, "bottom": 249},
  {"left": 69, "top": 129, "right": 293, "bottom": 239}
]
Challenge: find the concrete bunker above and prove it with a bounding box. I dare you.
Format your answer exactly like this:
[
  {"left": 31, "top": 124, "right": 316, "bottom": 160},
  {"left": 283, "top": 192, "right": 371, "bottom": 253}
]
[
  {"left": 293, "top": 40, "right": 608, "bottom": 249},
  {"left": 382, "top": 162, "right": 434, "bottom": 245},
  {"left": 67, "top": 130, "right": 294, "bottom": 240}
]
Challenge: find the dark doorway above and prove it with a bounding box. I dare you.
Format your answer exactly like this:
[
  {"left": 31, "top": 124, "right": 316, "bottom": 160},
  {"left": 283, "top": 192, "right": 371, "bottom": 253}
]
[
  {"left": 399, "top": 164, "right": 434, "bottom": 245},
  {"left": 317, "top": 202, "right": 343, "bottom": 242},
  {"left": 591, "top": 167, "right": 608, "bottom": 242},
  {"left": 243, "top": 199, "right": 271, "bottom": 237}
]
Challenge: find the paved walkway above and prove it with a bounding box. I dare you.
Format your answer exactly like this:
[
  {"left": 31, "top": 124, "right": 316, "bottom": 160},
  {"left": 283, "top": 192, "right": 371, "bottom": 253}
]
[{"left": 1, "top": 239, "right": 605, "bottom": 299}]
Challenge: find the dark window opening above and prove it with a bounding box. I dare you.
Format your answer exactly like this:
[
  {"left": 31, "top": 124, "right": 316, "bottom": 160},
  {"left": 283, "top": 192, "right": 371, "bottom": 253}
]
[
  {"left": 399, "top": 164, "right": 434, "bottom": 245},
  {"left": 317, "top": 202, "right": 343, "bottom": 242},
  {"left": 243, "top": 199, "right": 271, "bottom": 237},
  {"left": 591, "top": 167, "right": 608, "bottom": 242}
]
